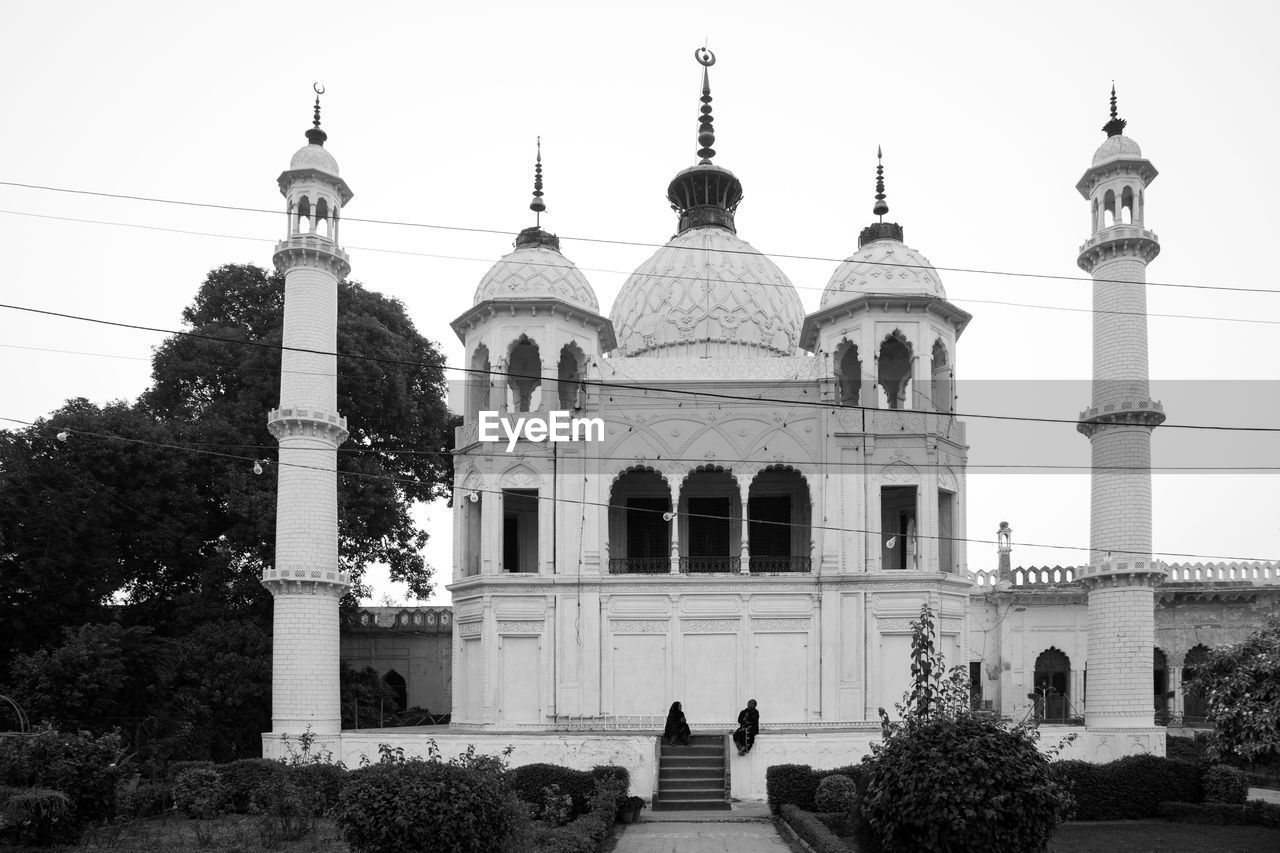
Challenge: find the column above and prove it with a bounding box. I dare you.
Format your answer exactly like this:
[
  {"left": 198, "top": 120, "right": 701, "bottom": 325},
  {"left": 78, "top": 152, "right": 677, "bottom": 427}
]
[{"left": 739, "top": 480, "right": 751, "bottom": 574}]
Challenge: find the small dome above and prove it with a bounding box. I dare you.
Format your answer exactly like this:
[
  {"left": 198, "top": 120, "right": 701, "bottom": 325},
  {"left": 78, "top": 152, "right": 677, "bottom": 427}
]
[
  {"left": 474, "top": 243, "right": 599, "bottom": 312},
  {"left": 290, "top": 143, "right": 341, "bottom": 176},
  {"left": 822, "top": 238, "right": 945, "bottom": 308},
  {"left": 1092, "top": 134, "right": 1142, "bottom": 166},
  {"left": 610, "top": 226, "right": 804, "bottom": 357}
]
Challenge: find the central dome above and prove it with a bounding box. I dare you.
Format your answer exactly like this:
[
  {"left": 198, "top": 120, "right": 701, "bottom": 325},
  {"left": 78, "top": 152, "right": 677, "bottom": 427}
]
[{"left": 610, "top": 226, "right": 804, "bottom": 357}]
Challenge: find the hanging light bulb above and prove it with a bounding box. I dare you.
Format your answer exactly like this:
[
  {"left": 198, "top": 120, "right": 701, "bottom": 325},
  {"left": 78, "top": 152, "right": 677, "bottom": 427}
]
[
  {"left": 253, "top": 460, "right": 264, "bottom": 475},
  {"left": 886, "top": 536, "right": 898, "bottom": 549},
  {"left": 467, "top": 492, "right": 480, "bottom": 503},
  {"left": 662, "top": 512, "right": 675, "bottom": 522},
  {"left": 56, "top": 431, "right": 68, "bottom": 442}
]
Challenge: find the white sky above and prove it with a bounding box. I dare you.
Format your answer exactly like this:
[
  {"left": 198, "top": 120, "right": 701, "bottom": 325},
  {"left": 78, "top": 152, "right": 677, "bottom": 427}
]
[{"left": 2, "top": 2, "right": 1277, "bottom": 607}]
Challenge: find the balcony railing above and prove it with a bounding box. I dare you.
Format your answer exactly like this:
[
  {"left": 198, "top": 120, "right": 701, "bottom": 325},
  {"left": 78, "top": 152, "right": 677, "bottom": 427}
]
[
  {"left": 680, "top": 556, "right": 741, "bottom": 574},
  {"left": 748, "top": 555, "right": 812, "bottom": 573},
  {"left": 608, "top": 557, "right": 670, "bottom": 575}
]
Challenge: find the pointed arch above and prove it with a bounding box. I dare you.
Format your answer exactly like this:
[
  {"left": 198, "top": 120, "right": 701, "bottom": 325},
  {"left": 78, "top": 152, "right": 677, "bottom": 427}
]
[
  {"left": 1034, "top": 647, "right": 1072, "bottom": 720},
  {"left": 608, "top": 466, "right": 672, "bottom": 574},
  {"left": 677, "top": 464, "right": 742, "bottom": 574},
  {"left": 557, "top": 341, "right": 588, "bottom": 410},
  {"left": 834, "top": 339, "right": 862, "bottom": 406},
  {"left": 1120, "top": 186, "right": 1134, "bottom": 225},
  {"left": 506, "top": 334, "right": 543, "bottom": 413},
  {"left": 468, "top": 344, "right": 492, "bottom": 421},
  {"left": 296, "top": 196, "right": 311, "bottom": 234},
  {"left": 382, "top": 669, "right": 407, "bottom": 711},
  {"left": 877, "top": 330, "right": 912, "bottom": 410},
  {"left": 931, "top": 338, "right": 953, "bottom": 413},
  {"left": 1103, "top": 189, "right": 1116, "bottom": 228},
  {"left": 1182, "top": 644, "right": 1212, "bottom": 723},
  {"left": 315, "top": 197, "right": 331, "bottom": 238},
  {"left": 747, "top": 465, "right": 812, "bottom": 573}
]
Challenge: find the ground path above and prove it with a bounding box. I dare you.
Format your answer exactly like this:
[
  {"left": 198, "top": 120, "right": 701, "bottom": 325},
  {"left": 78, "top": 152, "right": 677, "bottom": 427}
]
[{"left": 608, "top": 803, "right": 797, "bottom": 853}]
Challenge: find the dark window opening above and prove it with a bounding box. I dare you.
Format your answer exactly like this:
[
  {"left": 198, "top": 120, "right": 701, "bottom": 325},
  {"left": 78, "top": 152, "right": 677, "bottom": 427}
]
[
  {"left": 938, "top": 490, "right": 955, "bottom": 573},
  {"left": 627, "top": 498, "right": 669, "bottom": 558},
  {"left": 383, "top": 670, "right": 407, "bottom": 712},
  {"left": 880, "top": 485, "right": 917, "bottom": 570},
  {"left": 749, "top": 495, "right": 791, "bottom": 558},
  {"left": 502, "top": 489, "right": 538, "bottom": 572},
  {"left": 687, "top": 497, "right": 732, "bottom": 558}
]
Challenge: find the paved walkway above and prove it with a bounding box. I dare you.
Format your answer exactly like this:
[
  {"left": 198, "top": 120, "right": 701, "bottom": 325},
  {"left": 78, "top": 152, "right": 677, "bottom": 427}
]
[
  {"left": 1250, "top": 787, "right": 1280, "bottom": 804},
  {"left": 611, "top": 804, "right": 796, "bottom": 853}
]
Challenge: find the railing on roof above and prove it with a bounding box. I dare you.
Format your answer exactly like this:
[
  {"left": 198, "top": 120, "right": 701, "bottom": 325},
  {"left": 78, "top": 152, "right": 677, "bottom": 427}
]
[{"left": 968, "top": 560, "right": 1280, "bottom": 589}]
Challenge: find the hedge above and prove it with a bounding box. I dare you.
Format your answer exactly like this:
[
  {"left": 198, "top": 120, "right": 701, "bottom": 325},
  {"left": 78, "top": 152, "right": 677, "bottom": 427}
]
[
  {"left": 509, "top": 764, "right": 597, "bottom": 818},
  {"left": 1166, "top": 736, "right": 1210, "bottom": 765},
  {"left": 530, "top": 774, "right": 624, "bottom": 853},
  {"left": 778, "top": 804, "right": 850, "bottom": 853},
  {"left": 218, "top": 759, "right": 286, "bottom": 813},
  {"left": 1157, "top": 800, "right": 1280, "bottom": 828},
  {"left": 1056, "top": 755, "right": 1202, "bottom": 820},
  {"left": 1202, "top": 764, "right": 1249, "bottom": 804},
  {"left": 765, "top": 763, "right": 864, "bottom": 814}
]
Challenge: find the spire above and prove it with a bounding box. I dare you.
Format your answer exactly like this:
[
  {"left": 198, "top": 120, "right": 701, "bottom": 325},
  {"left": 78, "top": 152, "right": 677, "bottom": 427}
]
[
  {"left": 530, "top": 137, "right": 546, "bottom": 225},
  {"left": 1102, "top": 83, "right": 1127, "bottom": 138},
  {"left": 859, "top": 147, "right": 903, "bottom": 247},
  {"left": 306, "top": 82, "right": 328, "bottom": 147},
  {"left": 695, "top": 47, "right": 716, "bottom": 164},
  {"left": 873, "top": 145, "right": 889, "bottom": 220}
]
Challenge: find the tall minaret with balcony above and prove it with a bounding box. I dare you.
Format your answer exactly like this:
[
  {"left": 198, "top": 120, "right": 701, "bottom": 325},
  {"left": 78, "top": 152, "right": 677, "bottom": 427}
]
[
  {"left": 1075, "top": 88, "right": 1166, "bottom": 743},
  {"left": 261, "top": 86, "right": 354, "bottom": 738}
]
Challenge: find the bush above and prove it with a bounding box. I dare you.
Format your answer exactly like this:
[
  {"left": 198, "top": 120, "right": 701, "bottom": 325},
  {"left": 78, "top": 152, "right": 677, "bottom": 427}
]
[
  {"left": 509, "top": 763, "right": 596, "bottom": 818},
  {"left": 1167, "top": 736, "right": 1210, "bottom": 765},
  {"left": 0, "top": 786, "right": 75, "bottom": 847},
  {"left": 765, "top": 764, "right": 821, "bottom": 814},
  {"left": 165, "top": 759, "right": 216, "bottom": 783},
  {"left": 288, "top": 762, "right": 348, "bottom": 811},
  {"left": 860, "top": 716, "right": 1069, "bottom": 853},
  {"left": 1056, "top": 755, "right": 1202, "bottom": 820},
  {"left": 334, "top": 760, "right": 518, "bottom": 853},
  {"left": 172, "top": 767, "right": 227, "bottom": 819},
  {"left": 590, "top": 765, "right": 631, "bottom": 810},
  {"left": 530, "top": 775, "right": 623, "bottom": 853},
  {"left": 1157, "top": 800, "right": 1280, "bottom": 828},
  {"left": 1203, "top": 764, "right": 1250, "bottom": 804},
  {"left": 218, "top": 758, "right": 285, "bottom": 813},
  {"left": 814, "top": 774, "right": 857, "bottom": 814},
  {"left": 249, "top": 773, "right": 322, "bottom": 845},
  {"left": 0, "top": 726, "right": 125, "bottom": 834},
  {"left": 778, "top": 804, "right": 850, "bottom": 853}
]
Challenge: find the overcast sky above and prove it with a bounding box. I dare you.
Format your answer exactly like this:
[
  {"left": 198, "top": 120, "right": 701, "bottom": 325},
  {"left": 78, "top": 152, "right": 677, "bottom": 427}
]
[{"left": 3, "top": 2, "right": 1277, "bottom": 606}]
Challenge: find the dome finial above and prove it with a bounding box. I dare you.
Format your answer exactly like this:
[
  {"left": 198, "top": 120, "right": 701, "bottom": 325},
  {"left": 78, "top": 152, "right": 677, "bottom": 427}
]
[
  {"left": 306, "top": 82, "right": 328, "bottom": 147},
  {"left": 873, "top": 145, "right": 889, "bottom": 221},
  {"left": 1102, "top": 82, "right": 1127, "bottom": 138},
  {"left": 530, "top": 136, "right": 546, "bottom": 226},
  {"left": 695, "top": 47, "right": 717, "bottom": 164}
]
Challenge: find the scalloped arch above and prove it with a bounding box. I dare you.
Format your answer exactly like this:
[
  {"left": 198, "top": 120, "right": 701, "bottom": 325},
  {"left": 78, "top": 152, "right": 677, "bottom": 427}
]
[{"left": 500, "top": 463, "right": 541, "bottom": 490}]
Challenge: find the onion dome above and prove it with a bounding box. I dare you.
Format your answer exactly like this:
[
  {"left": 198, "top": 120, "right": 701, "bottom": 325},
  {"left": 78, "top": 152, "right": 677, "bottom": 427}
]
[
  {"left": 821, "top": 148, "right": 945, "bottom": 307},
  {"left": 609, "top": 47, "right": 804, "bottom": 356},
  {"left": 472, "top": 142, "right": 600, "bottom": 312},
  {"left": 289, "top": 85, "right": 341, "bottom": 176},
  {"left": 1091, "top": 85, "right": 1144, "bottom": 165}
]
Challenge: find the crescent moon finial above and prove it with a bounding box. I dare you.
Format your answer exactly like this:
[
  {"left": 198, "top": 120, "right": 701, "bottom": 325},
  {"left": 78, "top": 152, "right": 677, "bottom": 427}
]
[
  {"left": 313, "top": 82, "right": 325, "bottom": 95},
  {"left": 695, "top": 47, "right": 716, "bottom": 67}
]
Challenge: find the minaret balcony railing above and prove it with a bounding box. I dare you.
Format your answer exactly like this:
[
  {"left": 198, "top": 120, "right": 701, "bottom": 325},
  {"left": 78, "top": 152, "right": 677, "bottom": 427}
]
[
  {"left": 1076, "top": 398, "right": 1165, "bottom": 436},
  {"left": 1078, "top": 224, "right": 1159, "bottom": 253},
  {"left": 273, "top": 234, "right": 352, "bottom": 276},
  {"left": 275, "top": 233, "right": 349, "bottom": 259}
]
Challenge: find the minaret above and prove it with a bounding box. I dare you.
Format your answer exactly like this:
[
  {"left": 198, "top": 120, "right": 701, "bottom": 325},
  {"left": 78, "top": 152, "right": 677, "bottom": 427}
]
[
  {"left": 261, "top": 85, "right": 354, "bottom": 738},
  {"left": 1075, "top": 87, "right": 1166, "bottom": 743}
]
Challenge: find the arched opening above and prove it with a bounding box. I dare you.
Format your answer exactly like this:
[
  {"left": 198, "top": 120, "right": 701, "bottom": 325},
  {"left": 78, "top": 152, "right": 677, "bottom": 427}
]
[
  {"left": 747, "top": 467, "right": 811, "bottom": 573},
  {"left": 557, "top": 343, "right": 587, "bottom": 410},
  {"left": 877, "top": 331, "right": 912, "bottom": 410},
  {"left": 1181, "top": 644, "right": 1211, "bottom": 724},
  {"left": 296, "top": 196, "right": 311, "bottom": 234},
  {"left": 316, "top": 197, "right": 331, "bottom": 238},
  {"left": 383, "top": 670, "right": 407, "bottom": 712},
  {"left": 506, "top": 336, "right": 543, "bottom": 413},
  {"left": 1154, "top": 647, "right": 1169, "bottom": 725},
  {"left": 834, "top": 342, "right": 861, "bottom": 406},
  {"left": 931, "top": 339, "right": 952, "bottom": 413},
  {"left": 1103, "top": 189, "right": 1116, "bottom": 228},
  {"left": 1091, "top": 198, "right": 1100, "bottom": 233},
  {"left": 607, "top": 468, "right": 671, "bottom": 574},
  {"left": 462, "top": 491, "right": 482, "bottom": 576},
  {"left": 1033, "top": 647, "right": 1071, "bottom": 721},
  {"left": 678, "top": 467, "right": 741, "bottom": 573},
  {"left": 468, "top": 345, "right": 491, "bottom": 421},
  {"left": 1120, "top": 186, "right": 1134, "bottom": 225},
  {"left": 501, "top": 488, "right": 539, "bottom": 572}
]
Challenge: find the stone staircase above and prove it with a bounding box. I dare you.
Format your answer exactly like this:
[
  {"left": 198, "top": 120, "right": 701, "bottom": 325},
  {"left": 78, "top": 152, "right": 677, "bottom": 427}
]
[{"left": 653, "top": 734, "right": 729, "bottom": 810}]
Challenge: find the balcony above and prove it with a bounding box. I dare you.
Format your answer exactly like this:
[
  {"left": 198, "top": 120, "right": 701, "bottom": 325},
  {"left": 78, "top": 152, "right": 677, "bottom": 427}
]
[
  {"left": 748, "top": 556, "right": 812, "bottom": 574},
  {"left": 680, "top": 556, "right": 741, "bottom": 574},
  {"left": 607, "top": 557, "right": 670, "bottom": 575}
]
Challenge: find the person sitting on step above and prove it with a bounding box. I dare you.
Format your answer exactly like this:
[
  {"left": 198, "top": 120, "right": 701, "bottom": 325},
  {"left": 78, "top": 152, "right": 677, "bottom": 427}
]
[
  {"left": 733, "top": 699, "right": 759, "bottom": 756},
  {"left": 663, "top": 700, "right": 691, "bottom": 746}
]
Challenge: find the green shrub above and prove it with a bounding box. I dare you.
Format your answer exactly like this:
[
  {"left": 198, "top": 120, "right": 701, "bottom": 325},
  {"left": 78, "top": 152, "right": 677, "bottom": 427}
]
[
  {"left": 334, "top": 760, "right": 518, "bottom": 853},
  {"left": 530, "top": 775, "right": 623, "bottom": 853},
  {"left": 590, "top": 765, "right": 631, "bottom": 810},
  {"left": 0, "top": 726, "right": 125, "bottom": 833},
  {"left": 172, "top": 767, "right": 227, "bottom": 819},
  {"left": 1167, "top": 736, "right": 1210, "bottom": 765},
  {"left": 814, "top": 773, "right": 856, "bottom": 814},
  {"left": 779, "top": 804, "right": 850, "bottom": 853},
  {"left": 765, "top": 764, "right": 821, "bottom": 814},
  {"left": 165, "top": 760, "right": 216, "bottom": 782},
  {"left": 1157, "top": 800, "right": 1280, "bottom": 828},
  {"left": 860, "top": 716, "right": 1069, "bottom": 853},
  {"left": 217, "top": 758, "right": 285, "bottom": 813},
  {"left": 509, "top": 763, "right": 595, "bottom": 817},
  {"left": 249, "top": 773, "right": 322, "bottom": 845},
  {"left": 287, "top": 762, "right": 348, "bottom": 811},
  {"left": 1056, "top": 755, "right": 1202, "bottom": 820},
  {"left": 0, "top": 786, "right": 76, "bottom": 847},
  {"left": 1203, "top": 764, "right": 1250, "bottom": 804}
]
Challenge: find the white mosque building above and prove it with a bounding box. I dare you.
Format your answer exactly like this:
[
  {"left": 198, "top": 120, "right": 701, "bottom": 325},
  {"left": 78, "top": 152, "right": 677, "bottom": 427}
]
[{"left": 265, "top": 58, "right": 1280, "bottom": 803}]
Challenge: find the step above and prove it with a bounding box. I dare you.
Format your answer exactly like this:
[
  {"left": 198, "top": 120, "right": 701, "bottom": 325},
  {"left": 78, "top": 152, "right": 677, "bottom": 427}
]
[
  {"left": 659, "top": 759, "right": 724, "bottom": 772},
  {"left": 657, "top": 776, "right": 726, "bottom": 790},
  {"left": 655, "top": 787, "right": 726, "bottom": 800},
  {"left": 652, "top": 796, "right": 731, "bottom": 812},
  {"left": 660, "top": 744, "right": 724, "bottom": 756},
  {"left": 660, "top": 768, "right": 726, "bottom": 782}
]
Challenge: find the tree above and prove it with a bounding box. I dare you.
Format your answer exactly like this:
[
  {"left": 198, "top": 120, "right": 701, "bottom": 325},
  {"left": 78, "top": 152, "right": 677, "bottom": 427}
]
[
  {"left": 1195, "top": 618, "right": 1280, "bottom": 762},
  {"left": 0, "top": 264, "right": 457, "bottom": 663}
]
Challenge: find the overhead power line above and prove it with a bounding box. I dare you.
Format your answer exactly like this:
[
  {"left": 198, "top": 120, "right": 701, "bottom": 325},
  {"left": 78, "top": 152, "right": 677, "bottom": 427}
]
[
  {"left": 2, "top": 179, "right": 1277, "bottom": 296},
  {"left": 2, "top": 300, "right": 1277, "bottom": 433},
  {"left": 2, "top": 414, "right": 1273, "bottom": 566}
]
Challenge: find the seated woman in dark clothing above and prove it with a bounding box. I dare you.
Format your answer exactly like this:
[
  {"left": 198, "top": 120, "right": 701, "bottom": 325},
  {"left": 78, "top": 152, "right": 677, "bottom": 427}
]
[
  {"left": 733, "top": 699, "right": 759, "bottom": 755},
  {"left": 663, "top": 701, "right": 691, "bottom": 746}
]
